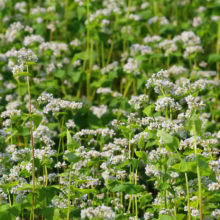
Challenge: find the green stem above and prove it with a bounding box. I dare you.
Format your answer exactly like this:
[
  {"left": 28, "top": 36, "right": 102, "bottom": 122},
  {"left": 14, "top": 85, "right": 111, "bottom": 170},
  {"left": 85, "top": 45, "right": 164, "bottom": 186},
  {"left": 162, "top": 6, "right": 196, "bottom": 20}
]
[
  {"left": 185, "top": 173, "right": 191, "bottom": 220},
  {"left": 217, "top": 18, "right": 220, "bottom": 79},
  {"left": 27, "top": 66, "right": 35, "bottom": 220},
  {"left": 67, "top": 164, "right": 72, "bottom": 220},
  {"left": 194, "top": 125, "right": 202, "bottom": 220}
]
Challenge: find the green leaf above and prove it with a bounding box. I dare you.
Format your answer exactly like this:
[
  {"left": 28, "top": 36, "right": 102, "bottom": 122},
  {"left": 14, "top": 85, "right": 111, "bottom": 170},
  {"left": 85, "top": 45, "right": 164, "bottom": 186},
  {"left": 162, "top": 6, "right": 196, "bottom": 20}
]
[
  {"left": 157, "top": 130, "right": 179, "bottom": 152},
  {"left": 3, "top": 179, "right": 20, "bottom": 189},
  {"left": 135, "top": 151, "right": 147, "bottom": 163},
  {"left": 176, "top": 214, "right": 186, "bottom": 220},
  {"left": 67, "top": 129, "right": 80, "bottom": 151},
  {"left": 14, "top": 72, "right": 32, "bottom": 77},
  {"left": 179, "top": 162, "right": 197, "bottom": 173},
  {"left": 0, "top": 203, "right": 20, "bottom": 220},
  {"left": 17, "top": 183, "right": 34, "bottom": 191},
  {"left": 140, "top": 194, "right": 152, "bottom": 208},
  {"left": 54, "top": 70, "right": 65, "bottom": 78},
  {"left": 111, "top": 184, "right": 143, "bottom": 194},
  {"left": 42, "top": 207, "right": 59, "bottom": 220},
  {"left": 208, "top": 54, "right": 220, "bottom": 63},
  {"left": 188, "top": 110, "right": 202, "bottom": 133},
  {"left": 160, "top": 215, "right": 175, "bottom": 220},
  {"left": 158, "top": 183, "right": 170, "bottom": 191},
  {"left": 143, "top": 104, "right": 155, "bottom": 117},
  {"left": 131, "top": 159, "right": 140, "bottom": 170},
  {"left": 195, "top": 155, "right": 212, "bottom": 176},
  {"left": 32, "top": 114, "right": 43, "bottom": 130},
  {"left": 65, "top": 153, "right": 81, "bottom": 163},
  {"left": 138, "top": 135, "right": 145, "bottom": 150},
  {"left": 77, "top": 7, "right": 85, "bottom": 20},
  {"left": 69, "top": 208, "right": 81, "bottom": 218}
]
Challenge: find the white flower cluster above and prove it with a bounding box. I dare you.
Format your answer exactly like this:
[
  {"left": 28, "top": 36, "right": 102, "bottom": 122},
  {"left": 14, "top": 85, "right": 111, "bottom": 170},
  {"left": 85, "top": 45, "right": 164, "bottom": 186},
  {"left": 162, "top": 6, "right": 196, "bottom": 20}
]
[
  {"left": 183, "top": 45, "right": 204, "bottom": 58},
  {"left": 97, "top": 87, "right": 113, "bottom": 94},
  {"left": 130, "top": 44, "right": 152, "bottom": 56},
  {"left": 1, "top": 109, "right": 21, "bottom": 118},
  {"left": 128, "top": 94, "right": 148, "bottom": 110},
  {"left": 43, "top": 99, "right": 83, "bottom": 114},
  {"left": 148, "top": 16, "right": 169, "bottom": 26},
  {"left": 123, "top": 58, "right": 141, "bottom": 75},
  {"left": 101, "top": 61, "right": 119, "bottom": 74},
  {"left": 155, "top": 97, "right": 181, "bottom": 112},
  {"left": 37, "top": 92, "right": 53, "bottom": 104},
  {"left": 13, "top": 48, "right": 38, "bottom": 64},
  {"left": 81, "top": 204, "right": 115, "bottom": 219},
  {"left": 23, "top": 35, "right": 44, "bottom": 46},
  {"left": 90, "top": 105, "right": 108, "bottom": 118},
  {"left": 211, "top": 209, "right": 220, "bottom": 218},
  {"left": 143, "top": 35, "right": 161, "bottom": 44}
]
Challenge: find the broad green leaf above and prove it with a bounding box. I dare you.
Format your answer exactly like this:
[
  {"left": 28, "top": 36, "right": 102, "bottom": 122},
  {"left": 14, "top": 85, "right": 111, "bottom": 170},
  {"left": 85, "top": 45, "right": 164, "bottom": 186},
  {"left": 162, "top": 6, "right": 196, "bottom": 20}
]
[
  {"left": 140, "top": 194, "right": 152, "bottom": 208},
  {"left": 195, "top": 155, "right": 212, "bottom": 176},
  {"left": 160, "top": 215, "right": 175, "bottom": 220},
  {"left": 157, "top": 130, "right": 179, "bottom": 152},
  {"left": 17, "top": 183, "right": 34, "bottom": 191},
  {"left": 111, "top": 184, "right": 143, "bottom": 194},
  {"left": 67, "top": 129, "right": 80, "bottom": 151},
  {"left": 32, "top": 114, "right": 43, "bottom": 130},
  {"left": 0, "top": 203, "right": 20, "bottom": 220},
  {"left": 143, "top": 104, "right": 155, "bottom": 117},
  {"left": 136, "top": 151, "right": 147, "bottom": 163},
  {"left": 176, "top": 214, "right": 186, "bottom": 220},
  {"left": 188, "top": 110, "right": 202, "bottom": 133},
  {"left": 138, "top": 135, "right": 145, "bottom": 150},
  {"left": 208, "top": 54, "right": 220, "bottom": 63},
  {"left": 4, "top": 179, "right": 20, "bottom": 189},
  {"left": 179, "top": 162, "right": 197, "bottom": 173},
  {"left": 158, "top": 183, "right": 170, "bottom": 191},
  {"left": 69, "top": 208, "right": 81, "bottom": 218},
  {"left": 14, "top": 72, "right": 32, "bottom": 77},
  {"left": 131, "top": 159, "right": 140, "bottom": 170},
  {"left": 42, "top": 207, "right": 59, "bottom": 220},
  {"left": 65, "top": 153, "right": 81, "bottom": 163},
  {"left": 54, "top": 70, "right": 65, "bottom": 78}
]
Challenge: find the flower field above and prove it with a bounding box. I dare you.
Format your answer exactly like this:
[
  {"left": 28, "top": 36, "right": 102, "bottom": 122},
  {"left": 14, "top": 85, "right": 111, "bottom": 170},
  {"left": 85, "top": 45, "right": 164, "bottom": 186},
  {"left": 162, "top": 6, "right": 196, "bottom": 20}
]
[{"left": 1, "top": 0, "right": 220, "bottom": 219}]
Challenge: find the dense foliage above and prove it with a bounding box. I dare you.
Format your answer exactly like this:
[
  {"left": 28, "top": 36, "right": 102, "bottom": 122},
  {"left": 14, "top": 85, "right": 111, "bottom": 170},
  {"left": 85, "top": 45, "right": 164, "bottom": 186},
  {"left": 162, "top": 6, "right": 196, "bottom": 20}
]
[{"left": 1, "top": 0, "right": 220, "bottom": 219}]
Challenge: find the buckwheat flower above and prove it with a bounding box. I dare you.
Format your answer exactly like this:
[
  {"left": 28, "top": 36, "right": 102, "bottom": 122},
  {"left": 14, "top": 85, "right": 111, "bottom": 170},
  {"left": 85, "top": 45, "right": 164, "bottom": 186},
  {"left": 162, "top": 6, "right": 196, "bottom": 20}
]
[
  {"left": 73, "top": 60, "right": 81, "bottom": 68},
  {"left": 37, "top": 92, "right": 53, "bottom": 104},
  {"left": 192, "top": 17, "right": 202, "bottom": 27},
  {"left": 90, "top": 105, "right": 108, "bottom": 118},
  {"left": 170, "top": 172, "right": 179, "bottom": 178},
  {"left": 1, "top": 109, "right": 21, "bottom": 118},
  {"left": 13, "top": 49, "right": 38, "bottom": 64},
  {"left": 191, "top": 209, "right": 200, "bottom": 218},
  {"left": 143, "top": 35, "right": 161, "bottom": 44},
  {"left": 208, "top": 182, "right": 220, "bottom": 191},
  {"left": 70, "top": 39, "right": 80, "bottom": 46},
  {"left": 141, "top": 2, "right": 150, "bottom": 9},
  {"left": 12, "top": 64, "right": 25, "bottom": 75},
  {"left": 148, "top": 16, "right": 169, "bottom": 26},
  {"left": 211, "top": 209, "right": 220, "bottom": 218},
  {"left": 23, "top": 35, "right": 44, "bottom": 46},
  {"left": 144, "top": 212, "right": 154, "bottom": 220},
  {"left": 66, "top": 120, "right": 75, "bottom": 129},
  {"left": 97, "top": 87, "right": 113, "bottom": 94},
  {"left": 25, "top": 26, "right": 34, "bottom": 34},
  {"left": 183, "top": 46, "right": 204, "bottom": 58},
  {"left": 155, "top": 97, "right": 181, "bottom": 112},
  {"left": 46, "top": 63, "right": 56, "bottom": 75},
  {"left": 101, "top": 61, "right": 119, "bottom": 74},
  {"left": 190, "top": 196, "right": 198, "bottom": 201},
  {"left": 130, "top": 44, "right": 152, "bottom": 56},
  {"left": 36, "top": 17, "right": 43, "bottom": 23},
  {"left": 123, "top": 58, "right": 141, "bottom": 75}
]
